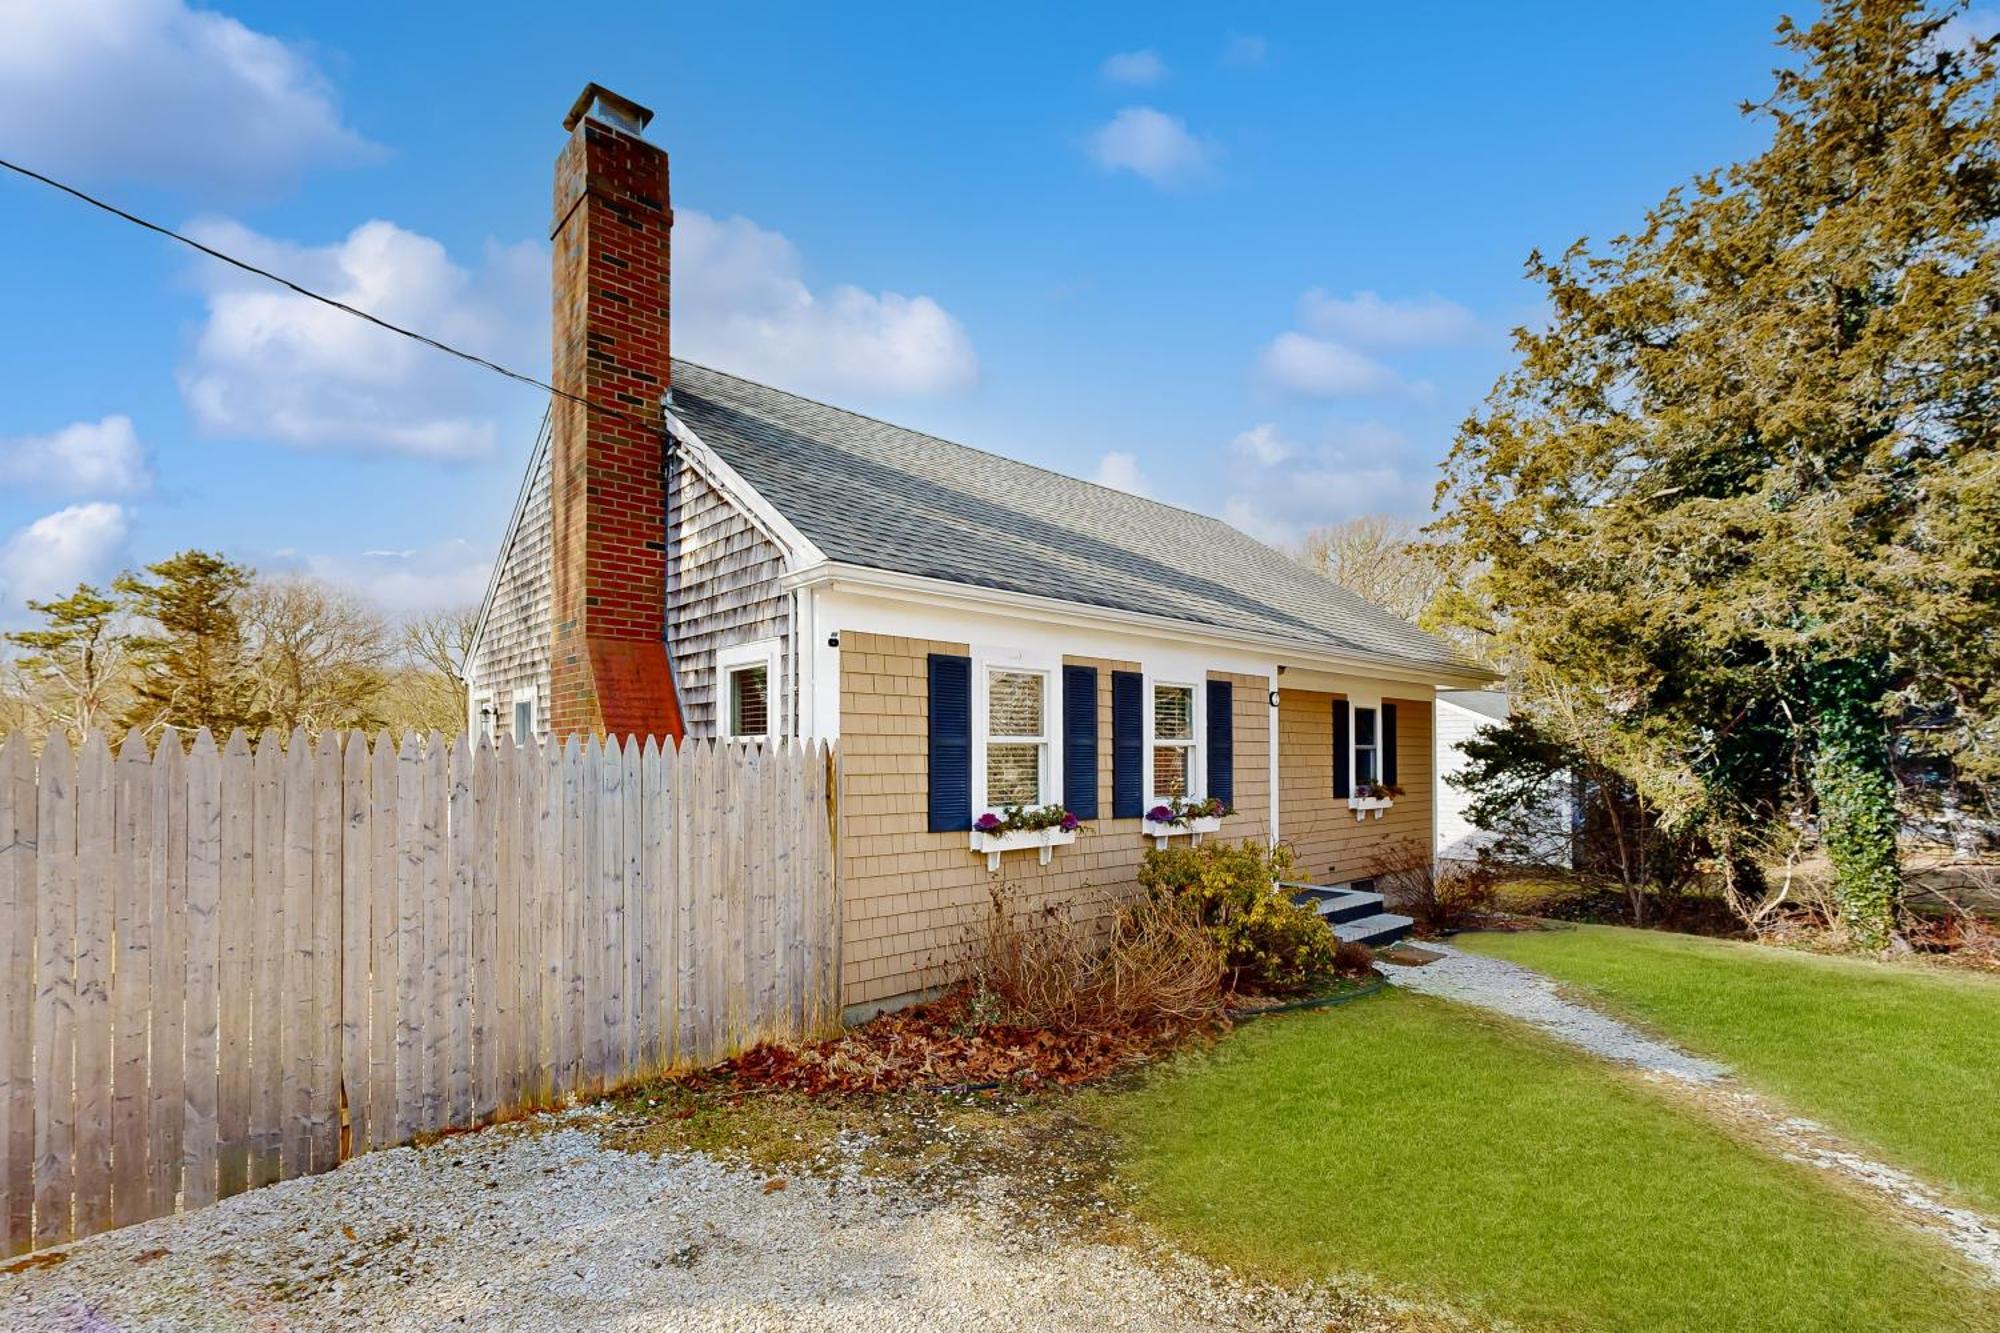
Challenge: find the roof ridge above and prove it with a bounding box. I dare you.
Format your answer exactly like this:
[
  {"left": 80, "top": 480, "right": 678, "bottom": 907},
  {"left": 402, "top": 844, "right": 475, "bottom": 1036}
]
[{"left": 670, "top": 358, "right": 1248, "bottom": 532}]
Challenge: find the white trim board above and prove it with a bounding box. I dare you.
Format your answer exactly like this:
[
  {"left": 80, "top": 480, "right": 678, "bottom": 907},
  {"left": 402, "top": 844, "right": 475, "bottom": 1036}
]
[{"left": 788, "top": 561, "right": 1494, "bottom": 691}]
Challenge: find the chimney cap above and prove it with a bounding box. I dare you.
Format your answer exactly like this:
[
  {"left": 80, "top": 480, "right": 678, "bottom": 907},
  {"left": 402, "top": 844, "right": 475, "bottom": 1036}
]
[{"left": 564, "top": 82, "right": 654, "bottom": 135}]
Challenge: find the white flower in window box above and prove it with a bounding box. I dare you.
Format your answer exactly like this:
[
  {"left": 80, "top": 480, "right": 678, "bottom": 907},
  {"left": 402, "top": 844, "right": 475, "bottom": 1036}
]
[
  {"left": 1142, "top": 796, "right": 1230, "bottom": 848},
  {"left": 1348, "top": 782, "right": 1401, "bottom": 821},
  {"left": 970, "top": 805, "right": 1083, "bottom": 871}
]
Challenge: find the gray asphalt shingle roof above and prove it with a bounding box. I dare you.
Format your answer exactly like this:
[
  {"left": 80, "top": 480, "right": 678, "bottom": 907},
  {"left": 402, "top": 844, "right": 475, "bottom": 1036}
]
[{"left": 668, "top": 360, "right": 1479, "bottom": 675}]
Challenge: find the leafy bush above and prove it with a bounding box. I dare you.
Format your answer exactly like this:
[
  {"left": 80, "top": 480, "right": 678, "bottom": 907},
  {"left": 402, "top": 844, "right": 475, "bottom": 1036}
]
[
  {"left": 1368, "top": 839, "right": 1498, "bottom": 936},
  {"left": 964, "top": 883, "right": 1224, "bottom": 1033},
  {"left": 1138, "top": 839, "right": 1338, "bottom": 994}
]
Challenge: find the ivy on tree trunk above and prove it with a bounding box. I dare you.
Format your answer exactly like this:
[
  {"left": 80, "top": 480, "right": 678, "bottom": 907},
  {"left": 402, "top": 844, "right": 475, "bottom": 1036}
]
[{"left": 1810, "top": 658, "right": 1902, "bottom": 949}]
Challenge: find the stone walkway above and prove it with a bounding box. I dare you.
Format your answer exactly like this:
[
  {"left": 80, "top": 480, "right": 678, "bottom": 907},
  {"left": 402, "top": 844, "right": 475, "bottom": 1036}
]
[{"left": 1380, "top": 940, "right": 2000, "bottom": 1284}]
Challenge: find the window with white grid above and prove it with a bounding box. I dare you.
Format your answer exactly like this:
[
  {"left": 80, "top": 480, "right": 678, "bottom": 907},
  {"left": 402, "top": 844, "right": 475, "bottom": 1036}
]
[
  {"left": 985, "top": 667, "right": 1048, "bottom": 808},
  {"left": 1151, "top": 682, "right": 1197, "bottom": 802}
]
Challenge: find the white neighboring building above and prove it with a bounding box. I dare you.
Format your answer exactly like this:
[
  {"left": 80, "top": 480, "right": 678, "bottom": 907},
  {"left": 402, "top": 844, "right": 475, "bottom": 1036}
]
[{"left": 1435, "top": 689, "right": 1572, "bottom": 867}]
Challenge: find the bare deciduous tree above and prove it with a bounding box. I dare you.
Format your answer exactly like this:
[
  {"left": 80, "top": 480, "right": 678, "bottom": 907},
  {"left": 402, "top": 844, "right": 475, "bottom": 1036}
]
[
  {"left": 240, "top": 574, "right": 392, "bottom": 735},
  {"left": 1291, "top": 515, "right": 1445, "bottom": 623},
  {"left": 383, "top": 605, "right": 480, "bottom": 736}
]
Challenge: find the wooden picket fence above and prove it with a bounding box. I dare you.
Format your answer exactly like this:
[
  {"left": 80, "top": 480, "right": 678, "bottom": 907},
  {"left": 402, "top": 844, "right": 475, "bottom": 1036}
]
[{"left": 0, "top": 727, "right": 841, "bottom": 1256}]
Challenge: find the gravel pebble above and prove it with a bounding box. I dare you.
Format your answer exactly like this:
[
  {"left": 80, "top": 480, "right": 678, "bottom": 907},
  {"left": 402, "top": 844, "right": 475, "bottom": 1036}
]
[
  {"left": 2, "top": 1113, "right": 1468, "bottom": 1332},
  {"left": 1379, "top": 940, "right": 1728, "bottom": 1081}
]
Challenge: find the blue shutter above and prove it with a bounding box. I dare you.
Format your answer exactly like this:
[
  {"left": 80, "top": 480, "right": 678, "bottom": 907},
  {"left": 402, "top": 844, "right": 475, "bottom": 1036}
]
[
  {"left": 1111, "top": 670, "right": 1143, "bottom": 818},
  {"left": 1382, "top": 701, "right": 1399, "bottom": 788},
  {"left": 1206, "top": 680, "right": 1233, "bottom": 806},
  {"left": 1332, "top": 698, "right": 1351, "bottom": 798},
  {"left": 927, "top": 653, "right": 972, "bottom": 832},
  {"left": 1062, "top": 665, "right": 1099, "bottom": 819}
]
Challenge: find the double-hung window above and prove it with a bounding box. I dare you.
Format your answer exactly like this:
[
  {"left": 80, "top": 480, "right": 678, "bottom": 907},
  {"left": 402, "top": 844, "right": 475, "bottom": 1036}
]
[
  {"left": 1151, "top": 682, "right": 1197, "bottom": 802},
  {"left": 985, "top": 667, "right": 1049, "bottom": 808},
  {"left": 1352, "top": 705, "right": 1380, "bottom": 787},
  {"left": 717, "top": 639, "right": 780, "bottom": 741}
]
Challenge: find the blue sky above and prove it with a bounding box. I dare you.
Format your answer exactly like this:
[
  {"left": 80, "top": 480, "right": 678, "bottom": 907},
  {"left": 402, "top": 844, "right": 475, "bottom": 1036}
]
[{"left": 0, "top": 0, "right": 1853, "bottom": 622}]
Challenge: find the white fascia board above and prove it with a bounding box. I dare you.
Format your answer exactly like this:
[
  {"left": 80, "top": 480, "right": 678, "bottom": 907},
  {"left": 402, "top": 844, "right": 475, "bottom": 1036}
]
[
  {"left": 665, "top": 410, "right": 825, "bottom": 570},
  {"left": 785, "top": 560, "right": 1495, "bottom": 690}
]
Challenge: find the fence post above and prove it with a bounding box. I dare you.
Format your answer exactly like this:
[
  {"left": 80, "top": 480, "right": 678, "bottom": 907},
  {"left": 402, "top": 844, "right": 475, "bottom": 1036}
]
[
  {"left": 0, "top": 733, "right": 37, "bottom": 1256},
  {"left": 149, "top": 729, "right": 187, "bottom": 1217},
  {"left": 111, "top": 730, "right": 153, "bottom": 1229}
]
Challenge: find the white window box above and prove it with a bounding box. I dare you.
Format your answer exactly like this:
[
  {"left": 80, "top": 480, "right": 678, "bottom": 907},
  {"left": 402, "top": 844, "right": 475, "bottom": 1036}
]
[
  {"left": 1348, "top": 796, "right": 1394, "bottom": 821},
  {"left": 970, "top": 826, "right": 1078, "bottom": 872},
  {"left": 1142, "top": 814, "right": 1222, "bottom": 848}
]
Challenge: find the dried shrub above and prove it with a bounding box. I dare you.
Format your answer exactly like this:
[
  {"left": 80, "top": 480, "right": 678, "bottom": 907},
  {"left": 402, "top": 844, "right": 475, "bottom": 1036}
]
[
  {"left": 1368, "top": 840, "right": 1499, "bottom": 937},
  {"left": 1138, "top": 839, "right": 1339, "bottom": 995},
  {"left": 964, "top": 882, "right": 1226, "bottom": 1034},
  {"left": 1332, "top": 937, "right": 1379, "bottom": 977}
]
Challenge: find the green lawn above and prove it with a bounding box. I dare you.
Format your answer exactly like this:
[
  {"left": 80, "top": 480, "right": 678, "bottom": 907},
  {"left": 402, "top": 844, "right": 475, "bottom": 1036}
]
[
  {"left": 1103, "top": 990, "right": 1998, "bottom": 1332},
  {"left": 1459, "top": 925, "right": 2000, "bottom": 1211}
]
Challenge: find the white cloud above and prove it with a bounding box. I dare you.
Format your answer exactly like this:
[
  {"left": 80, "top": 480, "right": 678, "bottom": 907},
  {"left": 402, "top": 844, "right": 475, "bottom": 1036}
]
[
  {"left": 1222, "top": 34, "right": 1269, "bottom": 67},
  {"left": 1297, "top": 289, "right": 1481, "bottom": 349},
  {"left": 1090, "top": 450, "right": 1151, "bottom": 497},
  {"left": 0, "top": 415, "right": 152, "bottom": 495},
  {"left": 1102, "top": 49, "right": 1167, "bottom": 84},
  {"left": 1087, "top": 107, "right": 1217, "bottom": 188},
  {"left": 177, "top": 204, "right": 977, "bottom": 456},
  {"left": 0, "top": 0, "right": 379, "bottom": 193},
  {"left": 672, "top": 209, "right": 978, "bottom": 398},
  {"left": 1256, "top": 332, "right": 1404, "bottom": 397},
  {"left": 1214, "top": 422, "right": 1433, "bottom": 544},
  {"left": 1255, "top": 289, "right": 1477, "bottom": 398},
  {"left": 177, "top": 218, "right": 546, "bottom": 460},
  {"left": 1229, "top": 423, "right": 1293, "bottom": 467},
  {"left": 290, "top": 538, "right": 492, "bottom": 616},
  {"left": 0, "top": 503, "right": 131, "bottom": 607}
]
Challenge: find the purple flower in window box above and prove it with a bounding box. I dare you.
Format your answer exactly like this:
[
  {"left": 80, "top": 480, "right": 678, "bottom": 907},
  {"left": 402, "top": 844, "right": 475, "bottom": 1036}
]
[
  {"left": 973, "top": 812, "right": 1003, "bottom": 833},
  {"left": 1059, "top": 812, "right": 1081, "bottom": 833},
  {"left": 1146, "top": 804, "right": 1173, "bottom": 823}
]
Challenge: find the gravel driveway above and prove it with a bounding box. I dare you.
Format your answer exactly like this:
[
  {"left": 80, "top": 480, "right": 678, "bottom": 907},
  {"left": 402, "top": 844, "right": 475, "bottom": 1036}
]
[{"left": 1, "top": 1106, "right": 1465, "bottom": 1333}]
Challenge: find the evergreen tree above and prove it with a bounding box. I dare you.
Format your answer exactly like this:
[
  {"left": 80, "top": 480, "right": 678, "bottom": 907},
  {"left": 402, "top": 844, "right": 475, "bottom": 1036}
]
[
  {"left": 118, "top": 550, "right": 263, "bottom": 737},
  {"left": 3, "top": 583, "right": 138, "bottom": 742},
  {"left": 1437, "top": 1, "right": 1998, "bottom": 947}
]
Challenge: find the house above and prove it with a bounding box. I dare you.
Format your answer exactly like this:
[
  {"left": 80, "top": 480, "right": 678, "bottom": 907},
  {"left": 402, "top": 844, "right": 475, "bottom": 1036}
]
[
  {"left": 1434, "top": 690, "right": 1574, "bottom": 868},
  {"left": 465, "top": 84, "right": 1495, "bottom": 1017},
  {"left": 1436, "top": 689, "right": 1510, "bottom": 862}
]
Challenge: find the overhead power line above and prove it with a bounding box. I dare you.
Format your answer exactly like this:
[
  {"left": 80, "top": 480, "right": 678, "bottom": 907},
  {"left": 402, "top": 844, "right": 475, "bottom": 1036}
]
[{"left": 0, "top": 155, "right": 649, "bottom": 431}]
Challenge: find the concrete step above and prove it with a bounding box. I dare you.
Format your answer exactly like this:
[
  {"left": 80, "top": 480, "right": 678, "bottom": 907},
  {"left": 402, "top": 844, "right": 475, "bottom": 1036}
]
[
  {"left": 1332, "top": 912, "right": 1414, "bottom": 948},
  {"left": 1283, "top": 882, "right": 1385, "bottom": 925}
]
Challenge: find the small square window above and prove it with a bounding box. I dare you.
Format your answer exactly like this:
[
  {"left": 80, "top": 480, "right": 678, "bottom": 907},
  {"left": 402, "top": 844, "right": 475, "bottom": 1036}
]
[
  {"left": 513, "top": 698, "right": 534, "bottom": 741},
  {"left": 728, "top": 664, "right": 770, "bottom": 738},
  {"left": 717, "top": 638, "right": 781, "bottom": 741}
]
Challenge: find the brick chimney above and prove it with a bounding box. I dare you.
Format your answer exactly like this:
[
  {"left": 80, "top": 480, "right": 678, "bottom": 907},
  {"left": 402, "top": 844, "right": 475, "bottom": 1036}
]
[{"left": 547, "top": 83, "right": 683, "bottom": 744}]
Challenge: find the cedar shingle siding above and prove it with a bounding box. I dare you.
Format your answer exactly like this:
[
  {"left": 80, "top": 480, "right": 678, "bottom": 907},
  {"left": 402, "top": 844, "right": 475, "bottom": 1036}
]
[
  {"left": 665, "top": 449, "right": 792, "bottom": 736},
  {"left": 1278, "top": 689, "right": 1433, "bottom": 884},
  {"left": 837, "top": 631, "right": 1271, "bottom": 1012},
  {"left": 469, "top": 418, "right": 554, "bottom": 744},
  {"left": 467, "top": 423, "right": 794, "bottom": 743}
]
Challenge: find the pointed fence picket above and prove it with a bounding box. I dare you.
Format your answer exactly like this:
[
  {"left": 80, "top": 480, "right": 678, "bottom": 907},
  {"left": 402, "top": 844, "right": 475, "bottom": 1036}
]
[{"left": 0, "top": 728, "right": 840, "bottom": 1256}]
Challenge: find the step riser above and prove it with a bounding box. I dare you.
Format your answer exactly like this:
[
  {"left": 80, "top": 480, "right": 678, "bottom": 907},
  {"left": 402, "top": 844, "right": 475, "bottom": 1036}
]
[
  {"left": 1292, "top": 893, "right": 1386, "bottom": 925},
  {"left": 1323, "top": 899, "right": 1384, "bottom": 925},
  {"left": 1332, "top": 912, "right": 1415, "bottom": 949}
]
